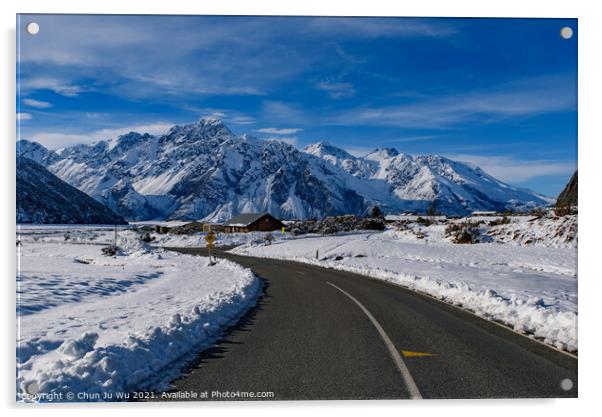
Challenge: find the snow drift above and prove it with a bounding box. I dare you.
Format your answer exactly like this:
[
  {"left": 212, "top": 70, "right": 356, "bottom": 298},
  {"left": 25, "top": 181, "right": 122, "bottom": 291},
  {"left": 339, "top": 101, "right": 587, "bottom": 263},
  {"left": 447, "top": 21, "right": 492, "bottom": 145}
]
[{"left": 16, "top": 236, "right": 261, "bottom": 402}]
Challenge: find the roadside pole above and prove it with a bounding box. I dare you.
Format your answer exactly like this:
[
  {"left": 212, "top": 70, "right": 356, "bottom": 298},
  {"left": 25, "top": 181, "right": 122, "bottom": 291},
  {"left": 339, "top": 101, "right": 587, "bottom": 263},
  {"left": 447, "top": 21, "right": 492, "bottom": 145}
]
[{"left": 205, "top": 231, "right": 216, "bottom": 265}]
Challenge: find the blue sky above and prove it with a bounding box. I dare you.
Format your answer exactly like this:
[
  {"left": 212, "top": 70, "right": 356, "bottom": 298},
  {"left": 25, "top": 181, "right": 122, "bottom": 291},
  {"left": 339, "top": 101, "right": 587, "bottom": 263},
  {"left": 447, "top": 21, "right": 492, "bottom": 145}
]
[{"left": 17, "top": 15, "right": 577, "bottom": 196}]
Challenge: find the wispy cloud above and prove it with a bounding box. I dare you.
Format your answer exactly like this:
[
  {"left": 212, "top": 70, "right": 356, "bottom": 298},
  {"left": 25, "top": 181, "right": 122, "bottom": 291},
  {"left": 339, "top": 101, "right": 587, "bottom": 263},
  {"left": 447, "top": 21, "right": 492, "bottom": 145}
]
[
  {"left": 316, "top": 80, "right": 357, "bottom": 99},
  {"left": 306, "top": 18, "right": 458, "bottom": 39},
  {"left": 17, "top": 113, "right": 32, "bottom": 120},
  {"left": 184, "top": 108, "right": 255, "bottom": 125},
  {"left": 30, "top": 122, "right": 174, "bottom": 149},
  {"left": 261, "top": 101, "right": 309, "bottom": 124},
  {"left": 21, "top": 77, "right": 83, "bottom": 97},
  {"left": 382, "top": 135, "right": 433, "bottom": 143},
  {"left": 22, "top": 98, "right": 52, "bottom": 109},
  {"left": 446, "top": 153, "right": 576, "bottom": 184},
  {"left": 329, "top": 75, "right": 576, "bottom": 128},
  {"left": 18, "top": 16, "right": 458, "bottom": 105},
  {"left": 257, "top": 127, "right": 303, "bottom": 135},
  {"left": 229, "top": 116, "right": 256, "bottom": 125},
  {"left": 333, "top": 43, "right": 366, "bottom": 65},
  {"left": 17, "top": 16, "right": 308, "bottom": 101}
]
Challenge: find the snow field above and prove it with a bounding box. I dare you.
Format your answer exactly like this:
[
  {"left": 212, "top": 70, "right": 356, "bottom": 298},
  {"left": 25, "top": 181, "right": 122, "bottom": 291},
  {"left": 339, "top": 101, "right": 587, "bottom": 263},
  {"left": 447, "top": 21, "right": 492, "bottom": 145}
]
[
  {"left": 17, "top": 224, "right": 290, "bottom": 249},
  {"left": 17, "top": 237, "right": 261, "bottom": 401}
]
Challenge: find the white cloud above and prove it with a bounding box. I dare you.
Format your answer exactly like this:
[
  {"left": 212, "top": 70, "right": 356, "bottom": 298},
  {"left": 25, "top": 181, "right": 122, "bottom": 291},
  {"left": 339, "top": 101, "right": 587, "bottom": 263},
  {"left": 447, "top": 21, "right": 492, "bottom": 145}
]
[
  {"left": 229, "top": 116, "right": 256, "bottom": 125},
  {"left": 257, "top": 127, "right": 303, "bottom": 135},
  {"left": 23, "top": 98, "right": 52, "bottom": 109},
  {"left": 316, "top": 81, "right": 356, "bottom": 99},
  {"left": 446, "top": 153, "right": 576, "bottom": 183},
  {"left": 31, "top": 122, "right": 174, "bottom": 149},
  {"left": 206, "top": 111, "right": 227, "bottom": 118},
  {"left": 383, "top": 135, "right": 433, "bottom": 143},
  {"left": 22, "top": 77, "right": 83, "bottom": 97},
  {"left": 17, "top": 113, "right": 32, "bottom": 120}
]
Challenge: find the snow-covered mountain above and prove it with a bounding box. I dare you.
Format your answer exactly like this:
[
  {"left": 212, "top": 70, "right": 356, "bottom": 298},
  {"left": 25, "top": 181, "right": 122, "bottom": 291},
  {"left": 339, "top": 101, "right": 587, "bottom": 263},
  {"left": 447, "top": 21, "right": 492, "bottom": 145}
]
[
  {"left": 18, "top": 119, "right": 367, "bottom": 221},
  {"left": 16, "top": 157, "right": 127, "bottom": 225},
  {"left": 17, "top": 119, "right": 552, "bottom": 221},
  {"left": 305, "top": 141, "right": 553, "bottom": 214}
]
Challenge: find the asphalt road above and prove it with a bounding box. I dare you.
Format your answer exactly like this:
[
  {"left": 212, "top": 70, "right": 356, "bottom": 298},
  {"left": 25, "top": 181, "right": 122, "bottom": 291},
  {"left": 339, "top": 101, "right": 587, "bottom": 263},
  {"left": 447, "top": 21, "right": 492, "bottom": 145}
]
[{"left": 161, "top": 247, "right": 577, "bottom": 400}]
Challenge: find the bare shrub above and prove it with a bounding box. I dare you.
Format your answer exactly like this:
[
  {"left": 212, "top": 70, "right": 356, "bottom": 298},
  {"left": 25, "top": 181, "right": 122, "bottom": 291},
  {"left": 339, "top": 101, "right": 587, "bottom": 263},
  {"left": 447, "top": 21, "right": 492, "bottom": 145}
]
[
  {"left": 489, "top": 216, "right": 511, "bottom": 226},
  {"left": 445, "top": 221, "right": 480, "bottom": 244},
  {"left": 554, "top": 204, "right": 574, "bottom": 217}
]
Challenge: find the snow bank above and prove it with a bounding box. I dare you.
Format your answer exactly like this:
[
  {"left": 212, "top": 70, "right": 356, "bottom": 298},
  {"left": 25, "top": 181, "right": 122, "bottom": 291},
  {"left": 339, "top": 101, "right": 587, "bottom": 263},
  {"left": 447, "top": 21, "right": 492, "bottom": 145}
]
[
  {"left": 17, "top": 240, "right": 261, "bottom": 402},
  {"left": 150, "top": 230, "right": 289, "bottom": 248},
  {"left": 385, "top": 215, "right": 577, "bottom": 248},
  {"left": 486, "top": 215, "right": 577, "bottom": 248},
  {"left": 232, "top": 232, "right": 577, "bottom": 352}
]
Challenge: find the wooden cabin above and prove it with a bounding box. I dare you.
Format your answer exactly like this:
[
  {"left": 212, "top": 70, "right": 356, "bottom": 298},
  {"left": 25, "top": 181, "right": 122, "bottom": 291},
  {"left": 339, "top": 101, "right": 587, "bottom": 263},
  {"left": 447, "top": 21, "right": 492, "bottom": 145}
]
[{"left": 222, "top": 213, "right": 284, "bottom": 233}]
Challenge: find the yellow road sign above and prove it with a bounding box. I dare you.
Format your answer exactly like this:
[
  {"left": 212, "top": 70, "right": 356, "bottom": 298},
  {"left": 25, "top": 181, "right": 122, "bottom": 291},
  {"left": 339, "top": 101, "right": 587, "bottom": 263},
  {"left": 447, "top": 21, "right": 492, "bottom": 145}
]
[{"left": 205, "top": 232, "right": 216, "bottom": 244}]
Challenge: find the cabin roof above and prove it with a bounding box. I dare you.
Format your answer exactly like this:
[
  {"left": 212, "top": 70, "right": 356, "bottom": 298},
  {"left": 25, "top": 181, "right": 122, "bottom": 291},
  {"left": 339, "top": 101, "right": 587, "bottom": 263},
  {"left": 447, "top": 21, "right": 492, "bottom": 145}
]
[{"left": 223, "top": 213, "right": 274, "bottom": 227}]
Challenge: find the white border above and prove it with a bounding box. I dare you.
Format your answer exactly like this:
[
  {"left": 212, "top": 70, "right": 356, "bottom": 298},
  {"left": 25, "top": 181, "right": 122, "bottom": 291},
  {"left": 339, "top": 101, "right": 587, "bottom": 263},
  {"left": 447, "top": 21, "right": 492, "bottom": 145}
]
[{"left": 2, "top": 1, "right": 601, "bottom": 416}]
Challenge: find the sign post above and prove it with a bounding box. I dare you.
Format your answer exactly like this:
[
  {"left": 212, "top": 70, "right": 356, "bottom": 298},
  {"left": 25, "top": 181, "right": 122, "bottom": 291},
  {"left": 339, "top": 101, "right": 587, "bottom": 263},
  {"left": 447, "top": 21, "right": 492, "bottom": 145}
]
[{"left": 205, "top": 231, "right": 216, "bottom": 265}]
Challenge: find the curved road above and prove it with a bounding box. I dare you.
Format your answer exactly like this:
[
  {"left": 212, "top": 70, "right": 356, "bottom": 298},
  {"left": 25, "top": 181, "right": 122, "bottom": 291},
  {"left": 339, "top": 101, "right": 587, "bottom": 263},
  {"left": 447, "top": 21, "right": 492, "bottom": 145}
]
[{"left": 163, "top": 247, "right": 577, "bottom": 400}]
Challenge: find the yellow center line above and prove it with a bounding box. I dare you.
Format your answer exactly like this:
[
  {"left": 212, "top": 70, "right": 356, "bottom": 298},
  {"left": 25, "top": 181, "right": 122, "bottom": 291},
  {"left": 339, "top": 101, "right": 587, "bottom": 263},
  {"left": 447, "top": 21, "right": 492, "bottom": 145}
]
[{"left": 401, "top": 350, "right": 438, "bottom": 358}]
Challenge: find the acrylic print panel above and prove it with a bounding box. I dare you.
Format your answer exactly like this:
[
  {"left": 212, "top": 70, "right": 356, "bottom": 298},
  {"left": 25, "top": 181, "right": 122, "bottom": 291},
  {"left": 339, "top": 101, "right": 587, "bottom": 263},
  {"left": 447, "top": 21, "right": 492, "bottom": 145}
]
[{"left": 16, "top": 14, "right": 577, "bottom": 402}]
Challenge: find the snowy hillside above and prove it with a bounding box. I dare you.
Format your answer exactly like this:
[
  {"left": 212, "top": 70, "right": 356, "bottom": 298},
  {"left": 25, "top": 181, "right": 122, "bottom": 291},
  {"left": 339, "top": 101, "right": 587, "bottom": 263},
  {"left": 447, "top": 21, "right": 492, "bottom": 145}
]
[
  {"left": 16, "top": 157, "right": 127, "bottom": 225},
  {"left": 16, "top": 233, "right": 261, "bottom": 401},
  {"left": 19, "top": 118, "right": 551, "bottom": 221}
]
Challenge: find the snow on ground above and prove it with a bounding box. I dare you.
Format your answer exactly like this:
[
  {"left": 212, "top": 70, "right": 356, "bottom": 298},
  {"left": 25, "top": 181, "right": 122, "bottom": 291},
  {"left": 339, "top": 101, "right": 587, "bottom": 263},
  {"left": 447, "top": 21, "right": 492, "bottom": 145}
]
[
  {"left": 486, "top": 215, "right": 577, "bottom": 248},
  {"left": 386, "top": 215, "right": 576, "bottom": 248},
  {"left": 232, "top": 230, "right": 577, "bottom": 352},
  {"left": 150, "top": 230, "right": 290, "bottom": 248},
  {"left": 17, "top": 234, "right": 261, "bottom": 402},
  {"left": 17, "top": 224, "right": 289, "bottom": 249}
]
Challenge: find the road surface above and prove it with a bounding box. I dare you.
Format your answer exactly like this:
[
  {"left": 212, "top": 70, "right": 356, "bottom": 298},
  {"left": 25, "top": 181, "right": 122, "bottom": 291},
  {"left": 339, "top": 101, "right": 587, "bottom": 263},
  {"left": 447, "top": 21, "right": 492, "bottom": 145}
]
[{"left": 161, "top": 247, "right": 577, "bottom": 400}]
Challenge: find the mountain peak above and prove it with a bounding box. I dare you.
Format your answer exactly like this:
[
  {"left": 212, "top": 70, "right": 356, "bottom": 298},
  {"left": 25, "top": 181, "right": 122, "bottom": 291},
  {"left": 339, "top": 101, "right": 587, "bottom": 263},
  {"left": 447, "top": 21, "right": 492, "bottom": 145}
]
[
  {"left": 304, "top": 141, "right": 354, "bottom": 160},
  {"left": 364, "top": 147, "right": 399, "bottom": 161},
  {"left": 164, "top": 118, "right": 234, "bottom": 144},
  {"left": 197, "top": 116, "right": 226, "bottom": 127},
  {"left": 16, "top": 139, "right": 61, "bottom": 165}
]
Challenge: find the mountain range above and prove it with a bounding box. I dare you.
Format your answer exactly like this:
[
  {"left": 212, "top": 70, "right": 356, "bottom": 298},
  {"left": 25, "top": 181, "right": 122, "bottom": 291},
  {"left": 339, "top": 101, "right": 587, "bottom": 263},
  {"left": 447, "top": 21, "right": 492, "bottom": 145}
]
[{"left": 17, "top": 118, "right": 553, "bottom": 221}]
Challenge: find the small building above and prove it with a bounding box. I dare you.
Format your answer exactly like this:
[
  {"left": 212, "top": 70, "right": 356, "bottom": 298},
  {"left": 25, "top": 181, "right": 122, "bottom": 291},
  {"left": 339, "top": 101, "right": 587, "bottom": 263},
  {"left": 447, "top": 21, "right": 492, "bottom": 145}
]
[
  {"left": 222, "top": 213, "right": 285, "bottom": 233},
  {"left": 169, "top": 221, "right": 205, "bottom": 235}
]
